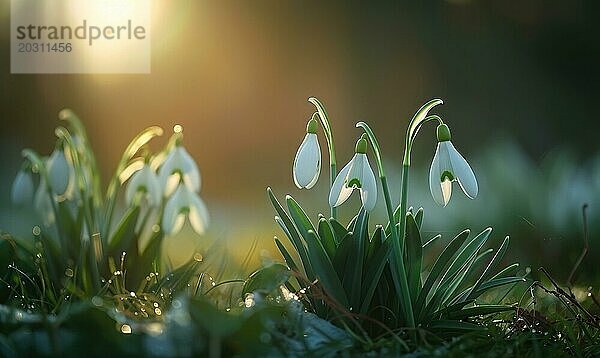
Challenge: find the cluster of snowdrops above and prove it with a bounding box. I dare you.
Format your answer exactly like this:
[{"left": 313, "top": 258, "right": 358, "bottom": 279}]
[{"left": 6, "top": 101, "right": 523, "bottom": 341}]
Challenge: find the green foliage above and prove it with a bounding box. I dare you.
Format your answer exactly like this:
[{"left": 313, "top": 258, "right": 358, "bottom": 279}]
[{"left": 265, "top": 189, "right": 524, "bottom": 339}]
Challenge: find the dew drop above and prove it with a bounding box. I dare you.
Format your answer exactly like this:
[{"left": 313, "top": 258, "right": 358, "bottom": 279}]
[
  {"left": 120, "top": 324, "right": 132, "bottom": 334},
  {"left": 154, "top": 308, "right": 162, "bottom": 315},
  {"left": 32, "top": 226, "right": 41, "bottom": 236},
  {"left": 64, "top": 268, "right": 74, "bottom": 277},
  {"left": 173, "top": 124, "right": 183, "bottom": 133}
]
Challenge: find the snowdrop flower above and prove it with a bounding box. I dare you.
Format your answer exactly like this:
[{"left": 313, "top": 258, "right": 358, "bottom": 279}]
[
  {"left": 162, "top": 183, "right": 209, "bottom": 236},
  {"left": 11, "top": 169, "right": 34, "bottom": 206},
  {"left": 293, "top": 118, "right": 321, "bottom": 189},
  {"left": 158, "top": 144, "right": 201, "bottom": 197},
  {"left": 46, "top": 148, "right": 73, "bottom": 196},
  {"left": 125, "top": 164, "right": 161, "bottom": 206},
  {"left": 429, "top": 124, "right": 478, "bottom": 206},
  {"left": 329, "top": 136, "right": 377, "bottom": 211},
  {"left": 34, "top": 178, "right": 55, "bottom": 226}
]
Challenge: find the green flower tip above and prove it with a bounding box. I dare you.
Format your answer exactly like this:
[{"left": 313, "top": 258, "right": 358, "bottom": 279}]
[
  {"left": 355, "top": 137, "right": 368, "bottom": 154},
  {"left": 306, "top": 118, "right": 318, "bottom": 134},
  {"left": 436, "top": 124, "right": 451, "bottom": 142}
]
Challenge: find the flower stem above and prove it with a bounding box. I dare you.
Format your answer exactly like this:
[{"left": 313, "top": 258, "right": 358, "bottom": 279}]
[
  {"left": 356, "top": 121, "right": 415, "bottom": 328},
  {"left": 308, "top": 97, "right": 338, "bottom": 219}
]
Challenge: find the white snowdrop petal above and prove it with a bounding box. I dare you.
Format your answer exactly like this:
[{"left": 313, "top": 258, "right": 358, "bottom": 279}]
[
  {"left": 158, "top": 149, "right": 178, "bottom": 189},
  {"left": 146, "top": 169, "right": 162, "bottom": 206},
  {"left": 189, "top": 195, "right": 209, "bottom": 235},
  {"left": 34, "top": 180, "right": 55, "bottom": 226},
  {"left": 47, "top": 149, "right": 70, "bottom": 195},
  {"left": 346, "top": 153, "right": 364, "bottom": 188},
  {"left": 441, "top": 178, "right": 452, "bottom": 207},
  {"left": 125, "top": 167, "right": 143, "bottom": 205},
  {"left": 164, "top": 174, "right": 181, "bottom": 198},
  {"left": 162, "top": 185, "right": 185, "bottom": 235},
  {"left": 360, "top": 157, "right": 378, "bottom": 211},
  {"left": 447, "top": 141, "right": 478, "bottom": 199},
  {"left": 171, "top": 214, "right": 186, "bottom": 236},
  {"left": 293, "top": 133, "right": 321, "bottom": 189},
  {"left": 429, "top": 143, "right": 445, "bottom": 206},
  {"left": 11, "top": 171, "right": 34, "bottom": 206},
  {"left": 178, "top": 147, "right": 201, "bottom": 191},
  {"left": 329, "top": 159, "right": 353, "bottom": 207}
]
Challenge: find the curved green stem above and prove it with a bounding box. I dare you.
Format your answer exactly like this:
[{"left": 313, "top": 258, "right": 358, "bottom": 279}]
[
  {"left": 398, "top": 100, "right": 444, "bottom": 255},
  {"left": 355, "top": 121, "right": 415, "bottom": 329},
  {"left": 308, "top": 97, "right": 337, "bottom": 219},
  {"left": 103, "top": 126, "right": 163, "bottom": 240},
  {"left": 403, "top": 99, "right": 443, "bottom": 166}
]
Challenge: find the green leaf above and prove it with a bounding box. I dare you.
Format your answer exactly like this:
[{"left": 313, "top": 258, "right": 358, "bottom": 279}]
[
  {"left": 332, "top": 233, "right": 353, "bottom": 276},
  {"left": 285, "top": 195, "right": 318, "bottom": 244},
  {"left": 415, "top": 229, "right": 470, "bottom": 318},
  {"left": 267, "top": 188, "right": 314, "bottom": 280},
  {"left": 464, "top": 236, "right": 510, "bottom": 302},
  {"left": 346, "top": 209, "right": 368, "bottom": 310},
  {"left": 108, "top": 206, "right": 140, "bottom": 256},
  {"left": 360, "top": 234, "right": 392, "bottom": 313},
  {"left": 317, "top": 218, "right": 337, "bottom": 261},
  {"left": 427, "top": 319, "right": 484, "bottom": 333},
  {"left": 468, "top": 276, "right": 526, "bottom": 300},
  {"left": 414, "top": 207, "right": 424, "bottom": 229},
  {"left": 446, "top": 305, "right": 515, "bottom": 320},
  {"left": 489, "top": 263, "right": 520, "bottom": 281},
  {"left": 329, "top": 218, "right": 349, "bottom": 244},
  {"left": 405, "top": 213, "right": 422, "bottom": 306},
  {"left": 243, "top": 263, "right": 291, "bottom": 295},
  {"left": 274, "top": 238, "right": 299, "bottom": 273},
  {"left": 365, "top": 226, "right": 383, "bottom": 262},
  {"left": 304, "top": 230, "right": 348, "bottom": 307}
]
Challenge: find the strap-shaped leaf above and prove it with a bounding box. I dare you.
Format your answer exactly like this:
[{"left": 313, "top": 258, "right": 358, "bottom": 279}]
[
  {"left": 360, "top": 235, "right": 392, "bottom": 313},
  {"left": 274, "top": 237, "right": 299, "bottom": 273},
  {"left": 267, "top": 188, "right": 314, "bottom": 280},
  {"left": 333, "top": 232, "right": 353, "bottom": 276},
  {"left": 286, "top": 195, "right": 317, "bottom": 242},
  {"left": 488, "top": 263, "right": 520, "bottom": 281},
  {"left": 415, "top": 229, "right": 470, "bottom": 317},
  {"left": 440, "top": 228, "right": 492, "bottom": 288},
  {"left": 304, "top": 230, "right": 349, "bottom": 307},
  {"left": 427, "top": 319, "right": 483, "bottom": 333},
  {"left": 414, "top": 207, "right": 424, "bottom": 229},
  {"left": 467, "top": 276, "right": 526, "bottom": 300},
  {"left": 447, "top": 305, "right": 515, "bottom": 320},
  {"left": 464, "top": 236, "right": 510, "bottom": 302},
  {"left": 405, "top": 213, "right": 422, "bottom": 305},
  {"left": 365, "top": 225, "right": 383, "bottom": 262},
  {"left": 440, "top": 248, "right": 494, "bottom": 307},
  {"left": 423, "top": 234, "right": 441, "bottom": 249},
  {"left": 329, "top": 218, "right": 349, "bottom": 244},
  {"left": 318, "top": 218, "right": 337, "bottom": 261},
  {"left": 346, "top": 209, "right": 368, "bottom": 310},
  {"left": 108, "top": 206, "right": 140, "bottom": 255}
]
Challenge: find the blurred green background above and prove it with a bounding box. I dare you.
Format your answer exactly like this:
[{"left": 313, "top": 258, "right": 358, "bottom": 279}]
[{"left": 0, "top": 1, "right": 598, "bottom": 282}]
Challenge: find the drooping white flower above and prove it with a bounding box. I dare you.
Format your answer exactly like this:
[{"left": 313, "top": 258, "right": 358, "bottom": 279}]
[
  {"left": 329, "top": 137, "right": 377, "bottom": 211},
  {"left": 11, "top": 170, "right": 34, "bottom": 206},
  {"left": 293, "top": 118, "right": 321, "bottom": 189},
  {"left": 46, "top": 148, "right": 73, "bottom": 196},
  {"left": 162, "top": 184, "right": 209, "bottom": 236},
  {"left": 125, "top": 164, "right": 161, "bottom": 206},
  {"left": 34, "top": 178, "right": 55, "bottom": 226},
  {"left": 158, "top": 145, "right": 201, "bottom": 197},
  {"left": 429, "top": 124, "right": 478, "bottom": 206}
]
